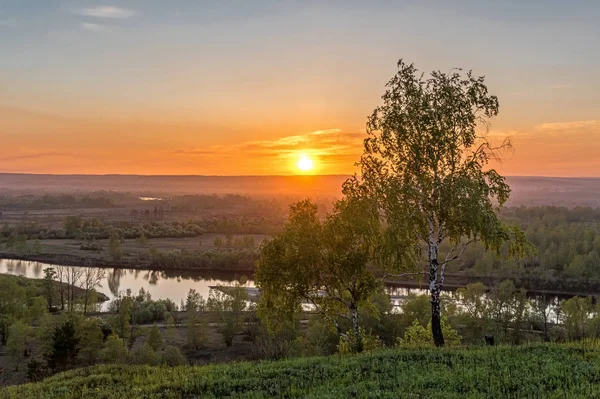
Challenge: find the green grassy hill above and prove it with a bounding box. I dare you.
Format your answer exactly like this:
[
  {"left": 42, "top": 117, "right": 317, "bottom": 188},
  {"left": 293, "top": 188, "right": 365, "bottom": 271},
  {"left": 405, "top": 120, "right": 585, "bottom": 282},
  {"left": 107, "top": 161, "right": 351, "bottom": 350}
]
[{"left": 3, "top": 344, "right": 600, "bottom": 398}]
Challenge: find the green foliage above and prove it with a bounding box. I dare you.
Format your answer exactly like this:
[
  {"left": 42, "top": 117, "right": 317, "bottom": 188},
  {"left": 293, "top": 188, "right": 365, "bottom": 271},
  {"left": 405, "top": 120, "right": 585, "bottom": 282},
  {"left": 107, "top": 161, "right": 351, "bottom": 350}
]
[
  {"left": 184, "top": 289, "right": 207, "bottom": 349},
  {"left": 146, "top": 325, "right": 163, "bottom": 352},
  {"left": 27, "top": 296, "right": 49, "bottom": 326},
  {"left": 399, "top": 317, "right": 461, "bottom": 348},
  {"left": 161, "top": 345, "right": 187, "bottom": 366},
  {"left": 45, "top": 317, "right": 80, "bottom": 372},
  {"left": 147, "top": 248, "right": 257, "bottom": 271},
  {"left": 108, "top": 231, "right": 123, "bottom": 260},
  {"left": 561, "top": 296, "right": 594, "bottom": 340},
  {"left": 256, "top": 197, "right": 384, "bottom": 347},
  {"left": 130, "top": 344, "right": 160, "bottom": 366},
  {"left": 136, "top": 229, "right": 148, "bottom": 245},
  {"left": 303, "top": 316, "right": 338, "bottom": 356},
  {"left": 112, "top": 296, "right": 132, "bottom": 341},
  {"left": 102, "top": 334, "right": 128, "bottom": 364},
  {"left": 399, "top": 319, "right": 432, "bottom": 348},
  {"left": 77, "top": 318, "right": 104, "bottom": 365},
  {"left": 337, "top": 327, "right": 381, "bottom": 355},
  {"left": 346, "top": 59, "right": 530, "bottom": 346},
  {"left": 207, "top": 285, "right": 250, "bottom": 347},
  {"left": 31, "top": 239, "right": 43, "bottom": 254},
  {"left": 7, "top": 345, "right": 600, "bottom": 398},
  {"left": 7, "top": 320, "right": 31, "bottom": 371},
  {"left": 247, "top": 314, "right": 299, "bottom": 360},
  {"left": 26, "top": 358, "right": 49, "bottom": 383},
  {"left": 43, "top": 268, "right": 56, "bottom": 311},
  {"left": 400, "top": 294, "right": 431, "bottom": 328}
]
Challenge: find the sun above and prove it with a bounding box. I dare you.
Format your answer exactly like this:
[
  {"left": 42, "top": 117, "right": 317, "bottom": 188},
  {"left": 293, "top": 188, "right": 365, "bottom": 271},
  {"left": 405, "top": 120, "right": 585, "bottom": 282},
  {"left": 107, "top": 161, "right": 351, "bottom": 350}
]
[{"left": 297, "top": 154, "right": 314, "bottom": 172}]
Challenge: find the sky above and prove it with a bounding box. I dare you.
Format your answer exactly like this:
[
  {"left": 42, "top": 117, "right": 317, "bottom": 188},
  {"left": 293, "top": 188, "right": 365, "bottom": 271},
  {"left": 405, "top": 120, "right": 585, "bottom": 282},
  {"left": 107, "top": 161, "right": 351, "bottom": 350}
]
[{"left": 0, "top": 0, "right": 599, "bottom": 176}]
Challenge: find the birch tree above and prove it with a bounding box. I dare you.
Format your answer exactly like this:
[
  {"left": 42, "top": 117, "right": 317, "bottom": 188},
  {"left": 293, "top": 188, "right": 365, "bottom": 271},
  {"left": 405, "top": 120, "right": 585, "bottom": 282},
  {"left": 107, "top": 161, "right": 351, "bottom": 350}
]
[
  {"left": 347, "top": 59, "right": 529, "bottom": 346},
  {"left": 81, "top": 261, "right": 106, "bottom": 314}
]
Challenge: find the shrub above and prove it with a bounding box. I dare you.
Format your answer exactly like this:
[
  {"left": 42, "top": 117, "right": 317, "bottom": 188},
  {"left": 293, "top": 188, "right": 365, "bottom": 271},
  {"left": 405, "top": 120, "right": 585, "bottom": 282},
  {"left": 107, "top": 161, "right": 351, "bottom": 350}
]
[{"left": 161, "top": 345, "right": 187, "bottom": 366}]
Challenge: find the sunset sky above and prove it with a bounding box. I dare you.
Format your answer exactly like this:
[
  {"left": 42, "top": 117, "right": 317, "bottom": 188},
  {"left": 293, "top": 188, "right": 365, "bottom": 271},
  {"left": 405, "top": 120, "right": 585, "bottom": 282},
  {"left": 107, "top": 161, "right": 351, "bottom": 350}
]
[{"left": 1, "top": 1, "right": 599, "bottom": 176}]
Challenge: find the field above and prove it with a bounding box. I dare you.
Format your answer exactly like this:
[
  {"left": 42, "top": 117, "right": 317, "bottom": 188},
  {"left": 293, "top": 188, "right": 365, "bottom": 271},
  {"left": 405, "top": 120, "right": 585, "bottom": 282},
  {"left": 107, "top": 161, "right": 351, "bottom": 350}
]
[
  {"left": 0, "top": 235, "right": 267, "bottom": 270},
  {"left": 3, "top": 344, "right": 600, "bottom": 398}
]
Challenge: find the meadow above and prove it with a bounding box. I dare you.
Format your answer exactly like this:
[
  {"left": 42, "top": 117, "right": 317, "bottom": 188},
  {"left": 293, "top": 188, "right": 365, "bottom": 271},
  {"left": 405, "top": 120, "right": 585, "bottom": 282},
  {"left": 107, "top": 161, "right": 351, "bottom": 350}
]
[{"left": 3, "top": 344, "right": 600, "bottom": 398}]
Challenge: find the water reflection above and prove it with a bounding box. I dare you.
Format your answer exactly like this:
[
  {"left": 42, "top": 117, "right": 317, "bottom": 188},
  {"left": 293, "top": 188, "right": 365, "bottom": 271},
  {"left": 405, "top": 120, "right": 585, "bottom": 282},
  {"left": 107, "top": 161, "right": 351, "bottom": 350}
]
[
  {"left": 0, "top": 259, "right": 253, "bottom": 310},
  {"left": 0, "top": 258, "right": 568, "bottom": 317}
]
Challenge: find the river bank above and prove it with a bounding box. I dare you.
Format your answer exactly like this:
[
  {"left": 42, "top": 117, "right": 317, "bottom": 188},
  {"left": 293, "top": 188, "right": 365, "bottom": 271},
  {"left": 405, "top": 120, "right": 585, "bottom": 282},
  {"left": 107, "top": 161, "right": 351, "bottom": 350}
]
[{"left": 2, "top": 251, "right": 599, "bottom": 299}]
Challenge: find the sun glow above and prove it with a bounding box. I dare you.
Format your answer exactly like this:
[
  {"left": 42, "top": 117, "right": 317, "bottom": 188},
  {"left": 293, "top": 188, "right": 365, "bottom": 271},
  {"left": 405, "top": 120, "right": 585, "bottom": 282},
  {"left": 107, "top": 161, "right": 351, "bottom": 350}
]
[{"left": 297, "top": 154, "right": 314, "bottom": 172}]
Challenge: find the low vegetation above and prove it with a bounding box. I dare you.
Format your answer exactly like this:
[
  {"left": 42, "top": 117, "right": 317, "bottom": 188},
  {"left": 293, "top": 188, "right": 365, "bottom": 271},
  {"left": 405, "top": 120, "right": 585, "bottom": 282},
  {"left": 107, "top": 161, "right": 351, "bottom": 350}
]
[{"left": 4, "top": 344, "right": 600, "bottom": 398}]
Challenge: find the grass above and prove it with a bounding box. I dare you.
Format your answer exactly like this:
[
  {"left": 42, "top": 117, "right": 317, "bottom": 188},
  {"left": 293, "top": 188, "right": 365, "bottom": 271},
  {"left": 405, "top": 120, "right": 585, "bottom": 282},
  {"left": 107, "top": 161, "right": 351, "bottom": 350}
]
[{"left": 3, "top": 344, "right": 600, "bottom": 398}]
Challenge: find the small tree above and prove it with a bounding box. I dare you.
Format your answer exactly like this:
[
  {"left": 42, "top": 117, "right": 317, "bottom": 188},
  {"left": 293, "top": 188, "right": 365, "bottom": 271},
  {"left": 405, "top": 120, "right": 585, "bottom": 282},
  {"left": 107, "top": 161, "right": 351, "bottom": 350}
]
[
  {"left": 347, "top": 59, "right": 529, "bottom": 346},
  {"left": 207, "top": 285, "right": 249, "bottom": 347},
  {"left": 102, "top": 334, "right": 128, "bottom": 364},
  {"left": 136, "top": 229, "right": 148, "bottom": 245},
  {"left": 31, "top": 239, "right": 43, "bottom": 255},
  {"left": 15, "top": 234, "right": 28, "bottom": 254},
  {"left": 43, "top": 268, "right": 57, "bottom": 312},
  {"left": 184, "top": 289, "right": 207, "bottom": 350},
  {"left": 81, "top": 263, "right": 105, "bottom": 314},
  {"left": 27, "top": 296, "right": 49, "bottom": 326},
  {"left": 146, "top": 325, "right": 163, "bottom": 351},
  {"left": 7, "top": 321, "right": 31, "bottom": 371},
  {"left": 161, "top": 345, "right": 187, "bottom": 366},
  {"left": 45, "top": 317, "right": 80, "bottom": 372},
  {"left": 113, "top": 296, "right": 133, "bottom": 341},
  {"left": 561, "top": 296, "right": 593, "bottom": 341},
  {"left": 131, "top": 344, "right": 160, "bottom": 366},
  {"left": 77, "top": 318, "right": 104, "bottom": 365},
  {"left": 108, "top": 231, "right": 123, "bottom": 260}
]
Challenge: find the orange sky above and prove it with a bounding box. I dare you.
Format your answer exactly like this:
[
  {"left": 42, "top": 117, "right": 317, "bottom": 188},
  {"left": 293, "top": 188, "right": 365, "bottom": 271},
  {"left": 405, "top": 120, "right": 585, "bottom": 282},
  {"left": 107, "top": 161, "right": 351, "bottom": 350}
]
[
  {"left": 3, "top": 104, "right": 599, "bottom": 177},
  {"left": 1, "top": 2, "right": 599, "bottom": 177}
]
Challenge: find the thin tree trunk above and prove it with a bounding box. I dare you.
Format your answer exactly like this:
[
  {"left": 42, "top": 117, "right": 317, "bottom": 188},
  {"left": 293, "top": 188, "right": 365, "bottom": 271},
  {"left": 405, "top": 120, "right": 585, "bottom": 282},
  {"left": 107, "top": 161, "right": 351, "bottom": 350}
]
[
  {"left": 350, "top": 305, "right": 363, "bottom": 353},
  {"left": 429, "top": 258, "right": 445, "bottom": 347}
]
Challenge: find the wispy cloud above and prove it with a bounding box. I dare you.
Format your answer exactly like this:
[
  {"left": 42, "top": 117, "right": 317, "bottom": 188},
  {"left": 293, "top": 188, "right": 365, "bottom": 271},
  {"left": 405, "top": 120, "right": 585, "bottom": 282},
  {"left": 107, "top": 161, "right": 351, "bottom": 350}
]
[
  {"left": 0, "top": 152, "right": 74, "bottom": 161},
  {"left": 536, "top": 120, "right": 600, "bottom": 132},
  {"left": 74, "top": 6, "right": 137, "bottom": 19},
  {"left": 80, "top": 22, "right": 108, "bottom": 32},
  {"left": 172, "top": 129, "right": 366, "bottom": 172}
]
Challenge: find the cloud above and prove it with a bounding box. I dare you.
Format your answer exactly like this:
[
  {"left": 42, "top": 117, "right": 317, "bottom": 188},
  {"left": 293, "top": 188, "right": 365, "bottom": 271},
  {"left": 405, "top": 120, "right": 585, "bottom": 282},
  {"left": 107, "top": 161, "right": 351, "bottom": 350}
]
[
  {"left": 80, "top": 22, "right": 107, "bottom": 32},
  {"left": 74, "top": 6, "right": 136, "bottom": 19},
  {"left": 172, "top": 128, "right": 366, "bottom": 173},
  {"left": 0, "top": 152, "right": 74, "bottom": 161},
  {"left": 535, "top": 120, "right": 600, "bottom": 133}
]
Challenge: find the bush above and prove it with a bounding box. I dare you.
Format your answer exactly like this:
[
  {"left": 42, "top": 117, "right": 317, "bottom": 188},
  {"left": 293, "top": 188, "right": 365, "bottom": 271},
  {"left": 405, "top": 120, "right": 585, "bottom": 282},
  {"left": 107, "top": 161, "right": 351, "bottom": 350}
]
[
  {"left": 130, "top": 344, "right": 160, "bottom": 366},
  {"left": 337, "top": 327, "right": 382, "bottom": 355},
  {"left": 398, "top": 317, "right": 462, "bottom": 348},
  {"left": 102, "top": 334, "right": 128, "bottom": 364},
  {"left": 161, "top": 345, "right": 187, "bottom": 366},
  {"left": 26, "top": 359, "right": 49, "bottom": 382}
]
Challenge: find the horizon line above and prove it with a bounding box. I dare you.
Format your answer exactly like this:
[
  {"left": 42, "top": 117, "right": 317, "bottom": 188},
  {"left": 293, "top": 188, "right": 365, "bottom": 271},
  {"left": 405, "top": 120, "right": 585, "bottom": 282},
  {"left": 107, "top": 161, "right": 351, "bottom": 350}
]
[{"left": 1, "top": 172, "right": 600, "bottom": 180}]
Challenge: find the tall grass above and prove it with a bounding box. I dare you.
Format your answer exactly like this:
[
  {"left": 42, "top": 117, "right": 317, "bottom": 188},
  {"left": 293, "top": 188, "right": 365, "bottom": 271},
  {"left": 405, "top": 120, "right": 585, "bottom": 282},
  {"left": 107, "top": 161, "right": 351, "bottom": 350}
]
[{"left": 3, "top": 344, "right": 600, "bottom": 398}]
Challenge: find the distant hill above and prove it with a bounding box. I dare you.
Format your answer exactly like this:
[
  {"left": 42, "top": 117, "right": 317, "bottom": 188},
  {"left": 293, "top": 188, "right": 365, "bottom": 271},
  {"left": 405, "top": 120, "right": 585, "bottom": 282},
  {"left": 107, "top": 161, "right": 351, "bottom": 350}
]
[{"left": 0, "top": 173, "right": 599, "bottom": 206}]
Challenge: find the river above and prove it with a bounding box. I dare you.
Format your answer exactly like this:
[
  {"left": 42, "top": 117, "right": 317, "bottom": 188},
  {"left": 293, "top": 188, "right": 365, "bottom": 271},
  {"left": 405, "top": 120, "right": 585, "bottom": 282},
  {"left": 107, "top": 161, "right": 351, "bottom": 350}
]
[{"left": 0, "top": 258, "right": 434, "bottom": 311}]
